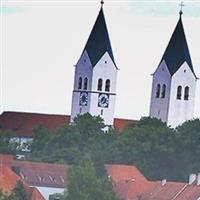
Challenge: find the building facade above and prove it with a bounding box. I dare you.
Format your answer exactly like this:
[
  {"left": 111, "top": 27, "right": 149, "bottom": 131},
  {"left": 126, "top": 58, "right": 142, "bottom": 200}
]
[
  {"left": 150, "top": 11, "right": 197, "bottom": 127},
  {"left": 70, "top": 3, "right": 118, "bottom": 125}
]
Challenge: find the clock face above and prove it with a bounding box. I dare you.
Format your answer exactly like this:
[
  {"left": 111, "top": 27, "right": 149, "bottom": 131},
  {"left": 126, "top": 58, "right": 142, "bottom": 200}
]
[
  {"left": 98, "top": 93, "right": 109, "bottom": 108},
  {"left": 79, "top": 92, "right": 88, "bottom": 106}
]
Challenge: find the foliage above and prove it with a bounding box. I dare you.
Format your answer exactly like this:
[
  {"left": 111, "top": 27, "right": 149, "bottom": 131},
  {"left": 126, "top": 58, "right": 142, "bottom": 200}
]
[
  {"left": 66, "top": 154, "right": 118, "bottom": 200},
  {"left": 0, "top": 131, "right": 18, "bottom": 154},
  {"left": 49, "top": 193, "right": 66, "bottom": 200},
  {"left": 0, "top": 182, "right": 28, "bottom": 200},
  {"left": 27, "top": 113, "right": 200, "bottom": 182},
  {"left": 11, "top": 181, "right": 28, "bottom": 200}
]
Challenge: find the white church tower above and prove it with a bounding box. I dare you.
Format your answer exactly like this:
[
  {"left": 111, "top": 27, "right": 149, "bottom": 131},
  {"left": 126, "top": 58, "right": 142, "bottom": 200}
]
[
  {"left": 70, "top": 1, "right": 118, "bottom": 125},
  {"left": 150, "top": 9, "right": 197, "bottom": 128}
]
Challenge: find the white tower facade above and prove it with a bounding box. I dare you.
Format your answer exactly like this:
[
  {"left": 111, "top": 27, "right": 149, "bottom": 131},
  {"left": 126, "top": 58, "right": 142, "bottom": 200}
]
[
  {"left": 71, "top": 4, "right": 118, "bottom": 125},
  {"left": 150, "top": 12, "right": 197, "bottom": 127}
]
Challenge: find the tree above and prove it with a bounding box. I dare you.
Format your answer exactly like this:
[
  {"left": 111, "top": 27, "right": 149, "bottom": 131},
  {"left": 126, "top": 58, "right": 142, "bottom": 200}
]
[
  {"left": 11, "top": 181, "right": 28, "bottom": 200},
  {"left": 66, "top": 154, "right": 118, "bottom": 200},
  {"left": 0, "top": 131, "right": 18, "bottom": 154},
  {"left": 112, "top": 117, "right": 176, "bottom": 180},
  {"left": 73, "top": 113, "right": 105, "bottom": 137}
]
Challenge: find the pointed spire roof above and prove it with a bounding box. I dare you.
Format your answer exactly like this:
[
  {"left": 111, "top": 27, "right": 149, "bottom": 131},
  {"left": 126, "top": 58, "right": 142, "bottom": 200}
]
[
  {"left": 160, "top": 13, "right": 195, "bottom": 76},
  {"left": 83, "top": 5, "right": 116, "bottom": 67}
]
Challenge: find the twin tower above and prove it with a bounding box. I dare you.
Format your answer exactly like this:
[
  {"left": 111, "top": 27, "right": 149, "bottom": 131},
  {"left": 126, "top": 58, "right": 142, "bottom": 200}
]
[{"left": 71, "top": 3, "right": 197, "bottom": 128}]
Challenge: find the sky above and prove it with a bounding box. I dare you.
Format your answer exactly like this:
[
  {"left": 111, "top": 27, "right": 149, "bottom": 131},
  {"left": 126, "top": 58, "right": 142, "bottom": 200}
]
[{"left": 1, "top": 0, "right": 200, "bottom": 120}]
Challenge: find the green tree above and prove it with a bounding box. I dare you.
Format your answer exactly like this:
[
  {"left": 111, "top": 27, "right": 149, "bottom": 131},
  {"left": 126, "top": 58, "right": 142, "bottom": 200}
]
[
  {"left": 174, "top": 119, "right": 200, "bottom": 180},
  {"left": 0, "top": 131, "right": 18, "bottom": 154},
  {"left": 11, "top": 181, "right": 28, "bottom": 200},
  {"left": 66, "top": 154, "right": 118, "bottom": 200},
  {"left": 73, "top": 113, "right": 105, "bottom": 137},
  {"left": 0, "top": 189, "right": 8, "bottom": 200},
  {"left": 112, "top": 117, "right": 176, "bottom": 180}
]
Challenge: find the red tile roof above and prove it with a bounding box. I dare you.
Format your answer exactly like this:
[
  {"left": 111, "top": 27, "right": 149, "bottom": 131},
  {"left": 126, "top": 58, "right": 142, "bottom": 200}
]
[
  {"left": 114, "top": 118, "right": 138, "bottom": 131},
  {"left": 0, "top": 154, "right": 69, "bottom": 188},
  {"left": 105, "top": 164, "right": 150, "bottom": 200},
  {"left": 0, "top": 112, "right": 137, "bottom": 137},
  {"left": 0, "top": 112, "right": 70, "bottom": 137},
  {"left": 105, "top": 164, "right": 200, "bottom": 200},
  {"left": 13, "top": 160, "right": 69, "bottom": 188},
  {"left": 2, "top": 155, "right": 200, "bottom": 200},
  {"left": 142, "top": 181, "right": 187, "bottom": 200},
  {"left": 24, "top": 184, "right": 45, "bottom": 200}
]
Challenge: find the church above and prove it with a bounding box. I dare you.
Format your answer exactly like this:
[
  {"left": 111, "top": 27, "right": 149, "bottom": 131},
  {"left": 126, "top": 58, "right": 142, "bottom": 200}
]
[
  {"left": 0, "top": 1, "right": 198, "bottom": 138},
  {"left": 149, "top": 8, "right": 197, "bottom": 127}
]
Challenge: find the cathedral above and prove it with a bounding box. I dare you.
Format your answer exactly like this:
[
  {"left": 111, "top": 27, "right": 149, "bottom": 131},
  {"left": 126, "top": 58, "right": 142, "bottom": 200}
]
[
  {"left": 70, "top": 2, "right": 197, "bottom": 128},
  {"left": 0, "top": 2, "right": 198, "bottom": 135}
]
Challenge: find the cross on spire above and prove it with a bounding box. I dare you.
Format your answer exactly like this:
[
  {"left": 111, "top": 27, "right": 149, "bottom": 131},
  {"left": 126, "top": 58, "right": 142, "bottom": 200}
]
[
  {"left": 100, "top": 0, "right": 104, "bottom": 7},
  {"left": 179, "top": 1, "right": 184, "bottom": 16}
]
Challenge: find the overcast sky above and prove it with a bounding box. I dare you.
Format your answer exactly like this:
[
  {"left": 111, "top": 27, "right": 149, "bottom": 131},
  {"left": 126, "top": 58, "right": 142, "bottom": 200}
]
[{"left": 1, "top": 0, "right": 200, "bottom": 120}]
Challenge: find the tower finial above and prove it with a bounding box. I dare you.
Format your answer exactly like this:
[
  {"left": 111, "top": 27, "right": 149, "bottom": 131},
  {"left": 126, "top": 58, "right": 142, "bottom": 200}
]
[
  {"left": 179, "top": 1, "right": 184, "bottom": 16},
  {"left": 100, "top": 0, "right": 104, "bottom": 7}
]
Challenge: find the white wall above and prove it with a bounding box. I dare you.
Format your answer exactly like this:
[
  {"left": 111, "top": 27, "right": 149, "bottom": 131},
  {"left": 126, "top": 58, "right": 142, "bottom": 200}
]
[
  {"left": 70, "top": 50, "right": 93, "bottom": 121},
  {"left": 150, "top": 60, "right": 171, "bottom": 123},
  {"left": 71, "top": 51, "right": 118, "bottom": 125},
  {"left": 35, "top": 186, "right": 65, "bottom": 200},
  {"left": 168, "top": 62, "right": 196, "bottom": 127},
  {"left": 90, "top": 52, "right": 117, "bottom": 125}
]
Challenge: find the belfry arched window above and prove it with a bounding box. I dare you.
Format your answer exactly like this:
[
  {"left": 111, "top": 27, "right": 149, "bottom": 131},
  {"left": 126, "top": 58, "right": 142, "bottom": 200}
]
[
  {"left": 177, "top": 86, "right": 182, "bottom": 100},
  {"left": 184, "top": 86, "right": 189, "bottom": 100},
  {"left": 156, "top": 84, "right": 160, "bottom": 98},
  {"left": 105, "top": 79, "right": 110, "bottom": 92},
  {"left": 78, "top": 77, "right": 82, "bottom": 89},
  {"left": 97, "top": 79, "right": 103, "bottom": 91},
  {"left": 161, "top": 84, "right": 166, "bottom": 98},
  {"left": 84, "top": 77, "right": 88, "bottom": 90}
]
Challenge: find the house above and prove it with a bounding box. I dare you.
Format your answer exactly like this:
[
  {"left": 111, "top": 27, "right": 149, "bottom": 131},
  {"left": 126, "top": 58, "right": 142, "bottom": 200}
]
[
  {"left": 2, "top": 154, "right": 200, "bottom": 200},
  {"left": 0, "top": 155, "right": 45, "bottom": 200},
  {"left": 0, "top": 154, "right": 68, "bottom": 200},
  {"left": 106, "top": 164, "right": 200, "bottom": 200}
]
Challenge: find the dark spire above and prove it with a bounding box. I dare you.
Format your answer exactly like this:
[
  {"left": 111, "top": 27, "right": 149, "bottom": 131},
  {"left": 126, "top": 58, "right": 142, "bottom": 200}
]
[
  {"left": 160, "top": 11, "right": 195, "bottom": 76},
  {"left": 83, "top": 3, "right": 116, "bottom": 67}
]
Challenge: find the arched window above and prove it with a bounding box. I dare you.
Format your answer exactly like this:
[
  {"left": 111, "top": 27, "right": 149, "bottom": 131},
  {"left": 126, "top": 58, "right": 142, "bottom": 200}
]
[
  {"left": 177, "top": 86, "right": 182, "bottom": 100},
  {"left": 83, "top": 77, "right": 88, "bottom": 90},
  {"left": 97, "top": 79, "right": 103, "bottom": 91},
  {"left": 156, "top": 84, "right": 160, "bottom": 98},
  {"left": 184, "top": 86, "right": 189, "bottom": 100},
  {"left": 78, "top": 77, "right": 82, "bottom": 89},
  {"left": 105, "top": 79, "right": 110, "bottom": 92},
  {"left": 161, "top": 84, "right": 166, "bottom": 98}
]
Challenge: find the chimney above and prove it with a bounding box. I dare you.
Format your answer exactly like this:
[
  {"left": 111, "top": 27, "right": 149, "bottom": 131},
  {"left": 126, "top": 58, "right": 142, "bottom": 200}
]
[
  {"left": 161, "top": 179, "right": 167, "bottom": 186},
  {"left": 189, "top": 174, "right": 196, "bottom": 185},
  {"left": 197, "top": 173, "right": 200, "bottom": 186}
]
